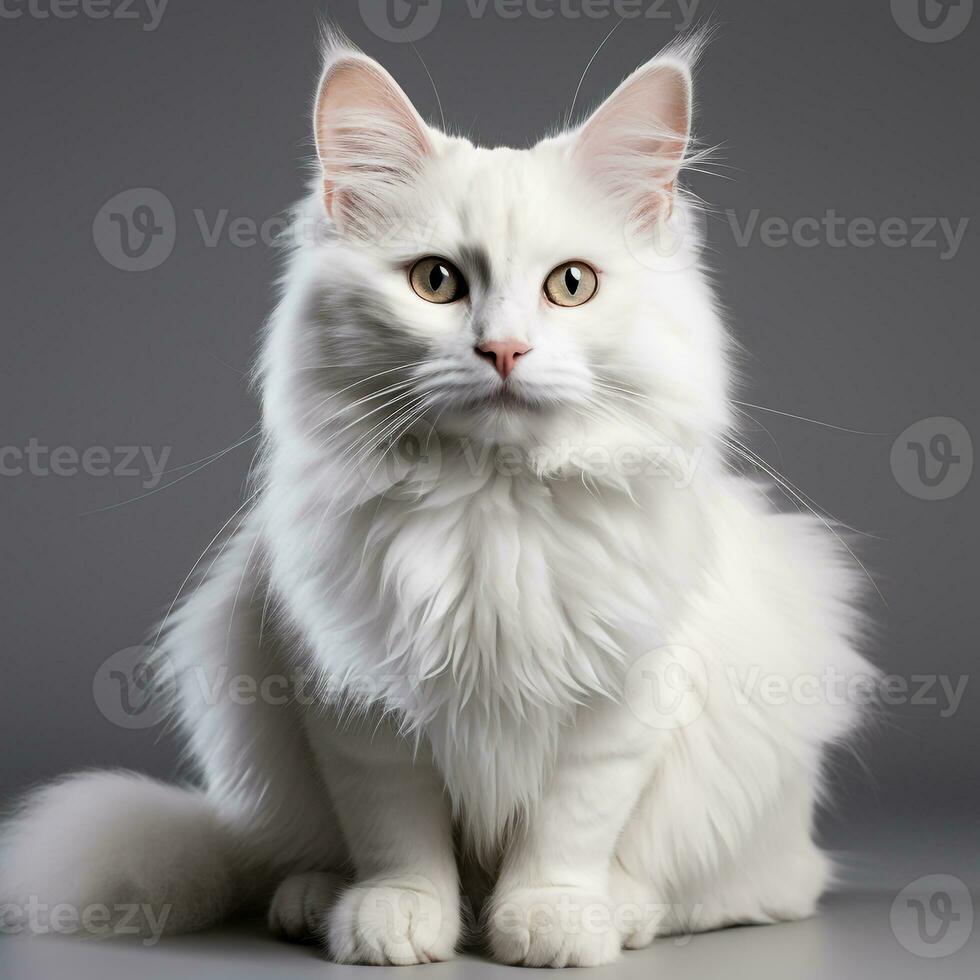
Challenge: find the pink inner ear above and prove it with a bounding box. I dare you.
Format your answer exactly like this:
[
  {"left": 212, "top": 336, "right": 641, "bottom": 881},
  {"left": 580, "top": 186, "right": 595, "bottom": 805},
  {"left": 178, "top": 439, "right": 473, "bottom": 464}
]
[
  {"left": 574, "top": 61, "right": 692, "bottom": 225},
  {"left": 314, "top": 56, "right": 433, "bottom": 219}
]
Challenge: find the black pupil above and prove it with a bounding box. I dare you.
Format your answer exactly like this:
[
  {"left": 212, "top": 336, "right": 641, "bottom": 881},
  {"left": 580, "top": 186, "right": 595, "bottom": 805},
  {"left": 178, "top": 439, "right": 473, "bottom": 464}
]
[
  {"left": 564, "top": 266, "right": 582, "bottom": 294},
  {"left": 429, "top": 264, "right": 449, "bottom": 292}
]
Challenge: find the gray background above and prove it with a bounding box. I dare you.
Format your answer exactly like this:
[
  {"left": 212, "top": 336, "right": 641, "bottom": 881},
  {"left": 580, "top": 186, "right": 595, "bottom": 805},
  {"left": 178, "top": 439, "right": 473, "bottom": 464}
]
[{"left": 1, "top": 0, "right": 978, "bottom": 974}]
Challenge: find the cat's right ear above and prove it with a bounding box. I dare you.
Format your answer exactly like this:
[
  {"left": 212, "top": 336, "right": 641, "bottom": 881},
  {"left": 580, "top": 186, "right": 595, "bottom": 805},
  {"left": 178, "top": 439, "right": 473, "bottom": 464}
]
[
  {"left": 568, "top": 51, "right": 693, "bottom": 228},
  {"left": 314, "top": 45, "right": 434, "bottom": 237}
]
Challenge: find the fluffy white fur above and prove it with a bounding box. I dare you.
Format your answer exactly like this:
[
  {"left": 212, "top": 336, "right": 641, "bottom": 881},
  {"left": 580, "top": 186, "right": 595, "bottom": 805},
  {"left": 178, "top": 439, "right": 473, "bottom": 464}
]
[{"left": 0, "top": 35, "right": 873, "bottom": 967}]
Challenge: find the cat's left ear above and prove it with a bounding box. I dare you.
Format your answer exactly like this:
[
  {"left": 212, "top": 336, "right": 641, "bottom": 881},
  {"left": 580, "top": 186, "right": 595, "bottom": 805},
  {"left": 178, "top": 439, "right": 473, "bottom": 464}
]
[{"left": 569, "top": 54, "right": 692, "bottom": 226}]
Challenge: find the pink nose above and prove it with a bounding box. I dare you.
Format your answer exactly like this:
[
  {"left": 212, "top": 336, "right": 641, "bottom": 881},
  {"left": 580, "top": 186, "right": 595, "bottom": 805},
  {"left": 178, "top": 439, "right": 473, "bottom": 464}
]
[{"left": 475, "top": 339, "right": 532, "bottom": 381}]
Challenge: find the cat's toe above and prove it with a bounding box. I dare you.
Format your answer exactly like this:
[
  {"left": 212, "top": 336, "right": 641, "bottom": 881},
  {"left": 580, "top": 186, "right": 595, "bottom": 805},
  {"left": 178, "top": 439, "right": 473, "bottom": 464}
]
[{"left": 267, "top": 871, "right": 343, "bottom": 942}]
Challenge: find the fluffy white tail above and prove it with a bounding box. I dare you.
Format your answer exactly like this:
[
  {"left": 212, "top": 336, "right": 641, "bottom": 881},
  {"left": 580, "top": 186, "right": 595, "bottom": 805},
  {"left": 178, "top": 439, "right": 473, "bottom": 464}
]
[{"left": 0, "top": 771, "right": 247, "bottom": 941}]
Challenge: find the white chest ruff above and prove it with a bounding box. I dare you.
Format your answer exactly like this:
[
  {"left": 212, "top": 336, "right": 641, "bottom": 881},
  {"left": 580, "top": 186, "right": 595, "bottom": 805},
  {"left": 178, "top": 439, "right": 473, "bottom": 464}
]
[{"left": 273, "top": 456, "right": 701, "bottom": 851}]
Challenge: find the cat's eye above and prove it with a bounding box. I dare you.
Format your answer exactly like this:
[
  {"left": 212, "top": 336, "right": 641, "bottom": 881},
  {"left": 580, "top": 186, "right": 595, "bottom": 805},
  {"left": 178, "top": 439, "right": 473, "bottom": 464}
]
[
  {"left": 543, "top": 261, "right": 598, "bottom": 307},
  {"left": 409, "top": 257, "right": 468, "bottom": 304}
]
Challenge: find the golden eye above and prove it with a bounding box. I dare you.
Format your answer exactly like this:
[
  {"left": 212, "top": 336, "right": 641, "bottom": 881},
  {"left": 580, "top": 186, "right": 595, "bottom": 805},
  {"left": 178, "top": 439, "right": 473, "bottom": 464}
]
[
  {"left": 409, "top": 257, "right": 468, "bottom": 304},
  {"left": 544, "top": 261, "right": 598, "bottom": 307}
]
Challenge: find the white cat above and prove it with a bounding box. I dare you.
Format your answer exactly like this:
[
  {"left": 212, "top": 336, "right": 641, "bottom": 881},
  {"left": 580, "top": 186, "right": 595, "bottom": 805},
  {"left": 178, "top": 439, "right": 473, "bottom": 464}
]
[{"left": 0, "top": 35, "right": 874, "bottom": 967}]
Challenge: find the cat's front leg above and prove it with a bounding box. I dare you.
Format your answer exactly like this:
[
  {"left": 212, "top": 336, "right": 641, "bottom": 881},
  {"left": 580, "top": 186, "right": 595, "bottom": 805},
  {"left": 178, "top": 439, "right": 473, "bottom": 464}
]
[
  {"left": 488, "top": 699, "right": 659, "bottom": 968},
  {"left": 304, "top": 708, "right": 461, "bottom": 966}
]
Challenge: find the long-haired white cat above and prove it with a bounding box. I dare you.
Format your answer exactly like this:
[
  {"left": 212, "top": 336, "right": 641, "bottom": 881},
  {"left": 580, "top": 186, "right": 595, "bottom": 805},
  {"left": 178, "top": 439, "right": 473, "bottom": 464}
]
[{"left": 1, "top": 34, "right": 873, "bottom": 967}]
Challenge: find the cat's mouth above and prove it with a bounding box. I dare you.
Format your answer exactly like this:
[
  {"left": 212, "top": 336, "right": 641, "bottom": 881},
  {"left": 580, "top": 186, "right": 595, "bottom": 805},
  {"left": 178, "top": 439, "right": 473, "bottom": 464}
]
[{"left": 460, "top": 386, "right": 545, "bottom": 413}]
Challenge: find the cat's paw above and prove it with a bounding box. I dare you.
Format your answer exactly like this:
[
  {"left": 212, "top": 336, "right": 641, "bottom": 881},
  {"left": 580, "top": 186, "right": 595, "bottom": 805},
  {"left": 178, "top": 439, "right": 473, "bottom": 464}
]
[
  {"left": 488, "top": 886, "right": 622, "bottom": 968},
  {"left": 268, "top": 871, "right": 344, "bottom": 942},
  {"left": 326, "top": 875, "right": 459, "bottom": 965}
]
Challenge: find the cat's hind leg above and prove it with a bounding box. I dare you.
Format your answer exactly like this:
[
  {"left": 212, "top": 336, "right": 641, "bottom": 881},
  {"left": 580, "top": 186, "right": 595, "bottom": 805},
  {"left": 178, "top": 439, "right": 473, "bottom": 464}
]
[
  {"left": 669, "top": 791, "right": 831, "bottom": 937},
  {"left": 166, "top": 514, "right": 346, "bottom": 880},
  {"left": 613, "top": 767, "right": 830, "bottom": 948}
]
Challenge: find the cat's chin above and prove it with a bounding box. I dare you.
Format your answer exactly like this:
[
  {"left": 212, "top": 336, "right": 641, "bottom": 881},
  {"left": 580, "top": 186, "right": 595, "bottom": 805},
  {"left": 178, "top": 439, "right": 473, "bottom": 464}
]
[
  {"left": 433, "top": 392, "right": 598, "bottom": 452},
  {"left": 436, "top": 395, "right": 555, "bottom": 445}
]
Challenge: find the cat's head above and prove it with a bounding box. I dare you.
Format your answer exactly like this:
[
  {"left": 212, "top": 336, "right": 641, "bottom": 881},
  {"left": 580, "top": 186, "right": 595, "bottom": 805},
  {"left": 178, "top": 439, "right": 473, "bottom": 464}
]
[{"left": 266, "top": 36, "right": 730, "bottom": 487}]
